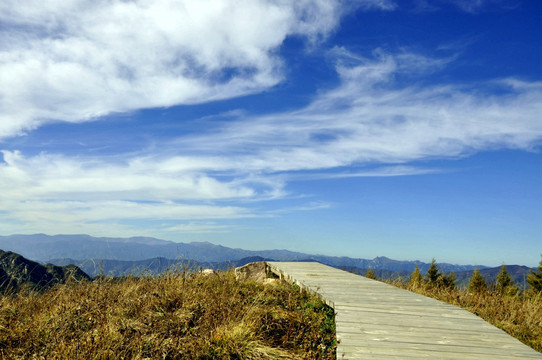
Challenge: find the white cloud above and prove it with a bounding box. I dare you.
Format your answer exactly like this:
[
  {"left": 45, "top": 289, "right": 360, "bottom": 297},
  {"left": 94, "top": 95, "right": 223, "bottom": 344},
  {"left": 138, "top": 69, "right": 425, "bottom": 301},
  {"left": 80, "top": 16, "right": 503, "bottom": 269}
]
[
  {"left": 0, "top": 0, "right": 395, "bottom": 140},
  {"left": 286, "top": 166, "right": 443, "bottom": 181},
  {"left": 0, "top": 148, "right": 273, "bottom": 235},
  {"left": 1, "top": 48, "right": 541, "bottom": 235},
  {"left": 6, "top": 50, "right": 539, "bottom": 192},
  {"left": 182, "top": 50, "right": 542, "bottom": 170},
  {"left": 268, "top": 201, "right": 332, "bottom": 214},
  {"left": 437, "top": 0, "right": 515, "bottom": 13},
  {"left": 164, "top": 222, "right": 240, "bottom": 234},
  {"left": 0, "top": 197, "right": 256, "bottom": 238},
  {"left": 410, "top": 0, "right": 517, "bottom": 13},
  {"left": 0, "top": 150, "right": 263, "bottom": 201}
]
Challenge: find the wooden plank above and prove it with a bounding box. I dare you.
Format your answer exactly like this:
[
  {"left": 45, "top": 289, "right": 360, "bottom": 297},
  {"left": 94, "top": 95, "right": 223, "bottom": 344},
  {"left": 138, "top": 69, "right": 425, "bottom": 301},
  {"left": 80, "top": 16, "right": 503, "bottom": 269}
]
[
  {"left": 266, "top": 261, "right": 542, "bottom": 360},
  {"left": 337, "top": 321, "right": 510, "bottom": 337},
  {"left": 337, "top": 345, "right": 541, "bottom": 360}
]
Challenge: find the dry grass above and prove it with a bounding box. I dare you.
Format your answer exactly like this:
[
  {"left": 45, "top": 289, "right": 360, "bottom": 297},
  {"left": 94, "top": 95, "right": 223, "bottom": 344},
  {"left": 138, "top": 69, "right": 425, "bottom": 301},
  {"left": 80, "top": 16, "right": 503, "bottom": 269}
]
[
  {"left": 0, "top": 270, "right": 336, "bottom": 359},
  {"left": 387, "top": 279, "right": 542, "bottom": 353}
]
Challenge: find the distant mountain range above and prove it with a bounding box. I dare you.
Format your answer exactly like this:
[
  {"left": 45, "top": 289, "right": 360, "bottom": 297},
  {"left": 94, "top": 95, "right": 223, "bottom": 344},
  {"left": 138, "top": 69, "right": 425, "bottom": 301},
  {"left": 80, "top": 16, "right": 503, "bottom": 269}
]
[
  {"left": 0, "top": 234, "right": 535, "bottom": 288},
  {"left": 0, "top": 233, "right": 483, "bottom": 272},
  {"left": 50, "top": 256, "right": 272, "bottom": 277},
  {"left": 49, "top": 257, "right": 534, "bottom": 290}
]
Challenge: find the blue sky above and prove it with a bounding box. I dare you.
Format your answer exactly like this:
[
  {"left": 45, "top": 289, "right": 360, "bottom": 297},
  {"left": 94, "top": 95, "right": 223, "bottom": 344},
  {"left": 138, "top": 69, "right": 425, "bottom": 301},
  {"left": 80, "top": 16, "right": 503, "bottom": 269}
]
[{"left": 0, "top": 0, "right": 540, "bottom": 266}]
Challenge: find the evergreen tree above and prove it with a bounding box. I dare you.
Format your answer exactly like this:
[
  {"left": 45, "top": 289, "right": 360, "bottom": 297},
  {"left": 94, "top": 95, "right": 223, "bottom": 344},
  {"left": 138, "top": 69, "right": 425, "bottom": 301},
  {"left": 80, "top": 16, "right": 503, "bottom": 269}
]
[
  {"left": 365, "top": 269, "right": 377, "bottom": 280},
  {"left": 443, "top": 271, "right": 456, "bottom": 290},
  {"left": 408, "top": 265, "right": 423, "bottom": 288},
  {"left": 434, "top": 272, "right": 455, "bottom": 290},
  {"left": 468, "top": 268, "right": 487, "bottom": 293},
  {"left": 425, "top": 258, "right": 440, "bottom": 286},
  {"left": 495, "top": 264, "right": 518, "bottom": 295},
  {"left": 527, "top": 255, "right": 542, "bottom": 293}
]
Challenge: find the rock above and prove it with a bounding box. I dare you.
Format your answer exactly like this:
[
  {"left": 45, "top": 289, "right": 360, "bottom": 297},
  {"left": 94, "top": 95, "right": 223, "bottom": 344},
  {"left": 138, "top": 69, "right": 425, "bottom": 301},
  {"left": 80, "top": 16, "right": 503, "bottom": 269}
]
[
  {"left": 235, "top": 261, "right": 268, "bottom": 282},
  {"left": 263, "top": 278, "right": 279, "bottom": 286},
  {"left": 200, "top": 268, "right": 216, "bottom": 276}
]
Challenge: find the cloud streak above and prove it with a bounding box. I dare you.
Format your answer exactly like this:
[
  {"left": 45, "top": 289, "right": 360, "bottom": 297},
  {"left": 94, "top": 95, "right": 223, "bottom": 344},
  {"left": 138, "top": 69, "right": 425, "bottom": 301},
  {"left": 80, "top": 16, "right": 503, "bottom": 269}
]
[
  {"left": 1, "top": 48, "right": 541, "bottom": 236},
  {"left": 182, "top": 49, "right": 542, "bottom": 169},
  {"left": 0, "top": 0, "right": 398, "bottom": 140}
]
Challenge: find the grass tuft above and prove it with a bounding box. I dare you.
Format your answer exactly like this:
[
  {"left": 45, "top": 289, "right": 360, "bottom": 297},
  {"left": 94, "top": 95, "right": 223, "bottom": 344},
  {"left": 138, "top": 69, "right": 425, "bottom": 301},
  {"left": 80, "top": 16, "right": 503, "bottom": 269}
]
[{"left": 0, "top": 270, "right": 336, "bottom": 359}]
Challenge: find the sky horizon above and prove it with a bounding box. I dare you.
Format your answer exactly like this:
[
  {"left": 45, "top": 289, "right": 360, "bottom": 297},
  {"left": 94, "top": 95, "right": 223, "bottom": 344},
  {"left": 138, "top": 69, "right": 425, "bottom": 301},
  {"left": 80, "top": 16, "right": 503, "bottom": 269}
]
[{"left": 1, "top": 0, "right": 541, "bottom": 267}]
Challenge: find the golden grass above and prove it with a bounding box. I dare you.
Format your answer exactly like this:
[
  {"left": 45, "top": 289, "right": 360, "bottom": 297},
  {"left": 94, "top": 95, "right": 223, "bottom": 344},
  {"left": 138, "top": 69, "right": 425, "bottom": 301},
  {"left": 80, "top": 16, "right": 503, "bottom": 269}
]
[
  {"left": 0, "top": 270, "right": 336, "bottom": 359},
  {"left": 387, "top": 279, "right": 542, "bottom": 353}
]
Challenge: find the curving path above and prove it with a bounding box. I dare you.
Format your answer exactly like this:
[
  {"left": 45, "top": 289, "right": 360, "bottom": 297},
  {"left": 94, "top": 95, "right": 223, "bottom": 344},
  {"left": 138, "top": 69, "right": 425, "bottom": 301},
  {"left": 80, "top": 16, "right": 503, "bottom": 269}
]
[{"left": 266, "top": 261, "right": 542, "bottom": 360}]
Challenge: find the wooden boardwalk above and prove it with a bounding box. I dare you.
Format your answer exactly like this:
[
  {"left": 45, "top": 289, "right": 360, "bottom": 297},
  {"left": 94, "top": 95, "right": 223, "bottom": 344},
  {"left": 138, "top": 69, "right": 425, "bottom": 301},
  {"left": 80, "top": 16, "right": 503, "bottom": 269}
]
[{"left": 266, "top": 261, "right": 542, "bottom": 359}]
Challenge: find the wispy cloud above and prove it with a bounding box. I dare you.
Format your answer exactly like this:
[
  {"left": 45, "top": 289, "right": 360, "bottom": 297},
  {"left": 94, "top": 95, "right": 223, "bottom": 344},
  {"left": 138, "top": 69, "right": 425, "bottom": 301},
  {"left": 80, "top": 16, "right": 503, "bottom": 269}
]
[
  {"left": 0, "top": 0, "right": 397, "bottom": 140},
  {"left": 161, "top": 222, "right": 242, "bottom": 234},
  {"left": 286, "top": 166, "right": 443, "bottom": 181},
  {"left": 267, "top": 201, "right": 332, "bottom": 214},
  {"left": 443, "top": 0, "right": 515, "bottom": 13},
  {"left": 183, "top": 49, "right": 542, "bottom": 168},
  {"left": 1, "top": 46, "right": 540, "bottom": 236},
  {"left": 0, "top": 150, "right": 258, "bottom": 201},
  {"left": 0, "top": 197, "right": 257, "bottom": 237},
  {"left": 410, "top": 0, "right": 518, "bottom": 13}
]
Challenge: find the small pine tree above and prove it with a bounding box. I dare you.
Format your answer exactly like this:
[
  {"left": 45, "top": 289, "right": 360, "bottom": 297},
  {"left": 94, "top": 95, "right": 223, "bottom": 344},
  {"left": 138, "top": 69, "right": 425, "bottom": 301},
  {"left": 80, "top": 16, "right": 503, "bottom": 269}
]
[
  {"left": 435, "top": 272, "right": 455, "bottom": 290},
  {"left": 408, "top": 265, "right": 423, "bottom": 288},
  {"left": 527, "top": 255, "right": 542, "bottom": 293},
  {"left": 443, "top": 271, "right": 456, "bottom": 290},
  {"left": 425, "top": 258, "right": 440, "bottom": 286},
  {"left": 495, "top": 264, "right": 518, "bottom": 295},
  {"left": 365, "top": 269, "right": 377, "bottom": 280},
  {"left": 468, "top": 268, "right": 487, "bottom": 293}
]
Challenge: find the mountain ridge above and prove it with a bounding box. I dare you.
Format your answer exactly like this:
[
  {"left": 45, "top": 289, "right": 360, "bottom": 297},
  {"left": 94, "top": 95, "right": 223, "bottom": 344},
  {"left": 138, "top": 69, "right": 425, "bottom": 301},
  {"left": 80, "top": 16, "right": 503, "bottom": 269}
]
[
  {"left": 0, "top": 249, "right": 90, "bottom": 292},
  {"left": 46, "top": 255, "right": 536, "bottom": 289},
  {"left": 0, "top": 233, "right": 535, "bottom": 289},
  {"left": 49, "top": 256, "right": 272, "bottom": 277},
  {"left": 0, "top": 233, "right": 492, "bottom": 274}
]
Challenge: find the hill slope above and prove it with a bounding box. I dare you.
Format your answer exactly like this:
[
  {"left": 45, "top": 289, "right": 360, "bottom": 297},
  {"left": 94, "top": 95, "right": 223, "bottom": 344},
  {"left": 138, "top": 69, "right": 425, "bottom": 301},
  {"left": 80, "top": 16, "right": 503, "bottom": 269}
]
[
  {"left": 0, "top": 249, "right": 90, "bottom": 292},
  {"left": 0, "top": 269, "right": 336, "bottom": 359}
]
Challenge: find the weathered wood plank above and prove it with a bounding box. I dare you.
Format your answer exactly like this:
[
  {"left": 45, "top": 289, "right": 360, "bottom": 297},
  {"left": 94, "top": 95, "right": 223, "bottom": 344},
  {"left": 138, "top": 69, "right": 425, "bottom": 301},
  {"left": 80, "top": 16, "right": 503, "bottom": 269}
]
[{"left": 266, "top": 261, "right": 542, "bottom": 360}]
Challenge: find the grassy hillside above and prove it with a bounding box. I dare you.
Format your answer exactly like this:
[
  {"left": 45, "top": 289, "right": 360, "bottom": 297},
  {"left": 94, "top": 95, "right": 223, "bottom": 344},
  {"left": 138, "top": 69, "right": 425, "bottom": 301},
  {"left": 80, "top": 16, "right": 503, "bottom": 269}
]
[{"left": 0, "top": 270, "right": 336, "bottom": 359}]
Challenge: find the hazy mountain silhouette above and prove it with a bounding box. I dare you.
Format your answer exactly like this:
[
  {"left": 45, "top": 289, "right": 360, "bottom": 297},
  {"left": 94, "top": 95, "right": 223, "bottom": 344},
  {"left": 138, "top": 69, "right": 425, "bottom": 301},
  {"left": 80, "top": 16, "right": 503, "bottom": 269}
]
[
  {"left": 50, "top": 256, "right": 270, "bottom": 277},
  {"left": 1, "top": 234, "right": 487, "bottom": 275}
]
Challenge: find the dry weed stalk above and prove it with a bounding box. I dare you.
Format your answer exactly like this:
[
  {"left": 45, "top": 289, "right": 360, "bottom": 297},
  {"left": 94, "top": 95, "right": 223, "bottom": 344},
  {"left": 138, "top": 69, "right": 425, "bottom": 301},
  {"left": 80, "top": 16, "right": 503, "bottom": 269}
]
[{"left": 0, "top": 270, "right": 336, "bottom": 359}]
